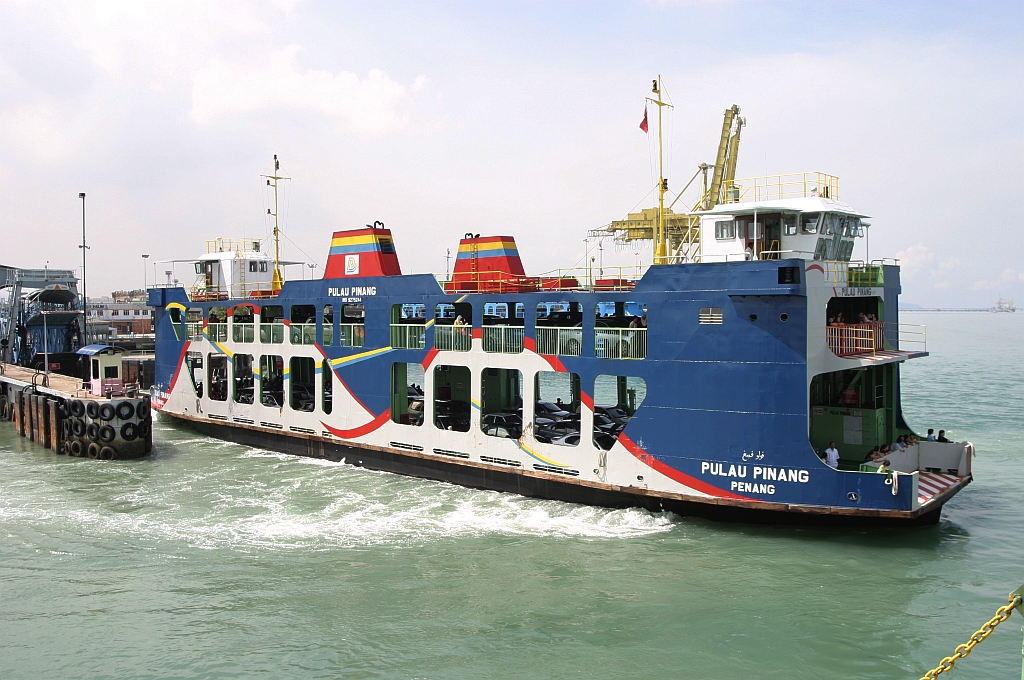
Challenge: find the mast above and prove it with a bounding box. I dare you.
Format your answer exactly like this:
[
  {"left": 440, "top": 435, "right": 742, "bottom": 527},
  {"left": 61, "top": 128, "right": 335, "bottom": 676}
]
[
  {"left": 261, "top": 155, "right": 289, "bottom": 294},
  {"left": 647, "top": 77, "right": 673, "bottom": 264}
]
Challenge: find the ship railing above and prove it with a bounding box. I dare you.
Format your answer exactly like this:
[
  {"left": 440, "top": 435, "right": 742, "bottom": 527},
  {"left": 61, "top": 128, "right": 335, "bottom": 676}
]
[
  {"left": 434, "top": 325, "right": 472, "bottom": 352},
  {"left": 337, "top": 323, "right": 366, "bottom": 348},
  {"left": 722, "top": 171, "right": 840, "bottom": 204},
  {"left": 186, "top": 282, "right": 278, "bottom": 302},
  {"left": 482, "top": 326, "right": 524, "bottom": 353},
  {"left": 185, "top": 322, "right": 204, "bottom": 341},
  {"left": 206, "top": 238, "right": 263, "bottom": 254},
  {"left": 827, "top": 324, "right": 880, "bottom": 356},
  {"left": 847, "top": 264, "right": 884, "bottom": 287},
  {"left": 289, "top": 323, "right": 316, "bottom": 345},
  {"left": 232, "top": 322, "right": 255, "bottom": 343},
  {"left": 595, "top": 327, "right": 647, "bottom": 360},
  {"left": 259, "top": 322, "right": 285, "bottom": 344},
  {"left": 390, "top": 323, "right": 425, "bottom": 350},
  {"left": 435, "top": 264, "right": 645, "bottom": 293},
  {"left": 884, "top": 322, "right": 927, "bottom": 353},
  {"left": 535, "top": 327, "right": 583, "bottom": 357}
]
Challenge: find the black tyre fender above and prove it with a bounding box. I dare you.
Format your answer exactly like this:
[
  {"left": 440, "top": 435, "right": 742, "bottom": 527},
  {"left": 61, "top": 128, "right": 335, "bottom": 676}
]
[
  {"left": 87, "top": 422, "right": 100, "bottom": 442},
  {"left": 139, "top": 419, "right": 151, "bottom": 437},
  {"left": 70, "top": 399, "right": 86, "bottom": 417},
  {"left": 72, "top": 418, "right": 87, "bottom": 436},
  {"left": 115, "top": 401, "right": 135, "bottom": 421},
  {"left": 99, "top": 425, "right": 117, "bottom": 443},
  {"left": 136, "top": 399, "right": 150, "bottom": 420},
  {"left": 87, "top": 442, "right": 101, "bottom": 458},
  {"left": 120, "top": 422, "right": 138, "bottom": 441},
  {"left": 86, "top": 401, "right": 100, "bottom": 419},
  {"left": 69, "top": 439, "right": 83, "bottom": 456},
  {"left": 99, "top": 446, "right": 116, "bottom": 460},
  {"left": 58, "top": 401, "right": 71, "bottom": 418},
  {"left": 99, "top": 403, "right": 116, "bottom": 422}
]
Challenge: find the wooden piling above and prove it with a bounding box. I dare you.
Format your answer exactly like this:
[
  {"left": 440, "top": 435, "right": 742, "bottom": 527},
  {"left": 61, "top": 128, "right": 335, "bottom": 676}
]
[
  {"left": 50, "top": 400, "right": 60, "bottom": 451},
  {"left": 15, "top": 391, "right": 23, "bottom": 436},
  {"left": 40, "top": 398, "right": 51, "bottom": 449}
]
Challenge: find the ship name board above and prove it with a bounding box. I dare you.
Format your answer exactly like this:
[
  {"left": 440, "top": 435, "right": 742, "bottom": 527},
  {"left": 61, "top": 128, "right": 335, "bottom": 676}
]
[
  {"left": 701, "top": 461, "right": 810, "bottom": 495},
  {"left": 835, "top": 286, "right": 880, "bottom": 297},
  {"left": 328, "top": 286, "right": 377, "bottom": 301}
]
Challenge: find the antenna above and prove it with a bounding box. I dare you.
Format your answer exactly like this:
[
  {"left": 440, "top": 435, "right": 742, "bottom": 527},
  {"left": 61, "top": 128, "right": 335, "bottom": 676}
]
[
  {"left": 646, "top": 76, "right": 673, "bottom": 264},
  {"left": 261, "top": 155, "right": 290, "bottom": 295}
]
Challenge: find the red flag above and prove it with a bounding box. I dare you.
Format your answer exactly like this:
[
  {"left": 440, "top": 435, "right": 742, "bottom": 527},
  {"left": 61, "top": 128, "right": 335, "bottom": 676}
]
[{"left": 639, "top": 107, "right": 649, "bottom": 133}]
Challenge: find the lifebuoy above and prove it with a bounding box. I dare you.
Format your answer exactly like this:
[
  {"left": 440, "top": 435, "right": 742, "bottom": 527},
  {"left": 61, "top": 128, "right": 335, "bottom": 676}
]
[
  {"left": 139, "top": 419, "right": 151, "bottom": 437},
  {"left": 87, "top": 423, "right": 100, "bottom": 441},
  {"left": 69, "top": 439, "right": 83, "bottom": 456},
  {"left": 99, "top": 446, "right": 116, "bottom": 460},
  {"left": 72, "top": 418, "right": 86, "bottom": 436},
  {"left": 87, "top": 442, "right": 101, "bottom": 458},
  {"left": 86, "top": 401, "right": 100, "bottom": 419},
  {"left": 70, "top": 400, "right": 86, "bottom": 417},
  {"left": 99, "top": 425, "right": 116, "bottom": 443},
  {"left": 120, "top": 422, "right": 138, "bottom": 441},
  {"left": 99, "top": 403, "right": 116, "bottom": 421},
  {"left": 136, "top": 400, "right": 150, "bottom": 420},
  {"left": 115, "top": 401, "right": 135, "bottom": 421}
]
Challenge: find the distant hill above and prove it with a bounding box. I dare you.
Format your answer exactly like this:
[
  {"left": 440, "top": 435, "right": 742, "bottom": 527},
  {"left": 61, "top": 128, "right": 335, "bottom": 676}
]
[{"left": 902, "top": 302, "right": 924, "bottom": 310}]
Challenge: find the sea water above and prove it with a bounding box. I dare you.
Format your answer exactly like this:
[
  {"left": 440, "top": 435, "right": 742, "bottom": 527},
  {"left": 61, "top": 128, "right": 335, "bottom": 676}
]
[{"left": 1, "top": 312, "right": 1021, "bottom": 679}]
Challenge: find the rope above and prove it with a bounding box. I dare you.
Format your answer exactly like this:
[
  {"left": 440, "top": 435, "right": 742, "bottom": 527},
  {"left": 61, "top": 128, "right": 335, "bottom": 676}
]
[{"left": 920, "top": 593, "right": 1023, "bottom": 679}]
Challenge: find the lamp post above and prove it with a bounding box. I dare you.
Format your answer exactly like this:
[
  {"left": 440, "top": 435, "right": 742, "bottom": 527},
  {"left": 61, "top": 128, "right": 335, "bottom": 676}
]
[
  {"left": 78, "top": 192, "right": 88, "bottom": 350},
  {"left": 142, "top": 254, "right": 150, "bottom": 291}
]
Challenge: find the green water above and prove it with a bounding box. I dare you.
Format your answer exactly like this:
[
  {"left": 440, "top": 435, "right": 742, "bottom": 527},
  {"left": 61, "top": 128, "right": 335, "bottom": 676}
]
[{"left": 2, "top": 313, "right": 1022, "bottom": 678}]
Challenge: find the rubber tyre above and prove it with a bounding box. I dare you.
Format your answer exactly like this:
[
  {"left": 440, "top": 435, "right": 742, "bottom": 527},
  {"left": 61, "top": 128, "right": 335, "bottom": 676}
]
[
  {"left": 99, "top": 403, "right": 116, "bottom": 422},
  {"left": 99, "top": 425, "right": 116, "bottom": 443},
  {"left": 115, "top": 401, "right": 135, "bottom": 421},
  {"left": 69, "top": 439, "right": 83, "bottom": 456},
  {"left": 87, "top": 423, "right": 100, "bottom": 442},
  {"left": 136, "top": 400, "right": 150, "bottom": 420},
  {"left": 99, "top": 446, "right": 116, "bottom": 460},
  {"left": 58, "top": 401, "right": 71, "bottom": 418},
  {"left": 70, "top": 399, "right": 86, "bottom": 417},
  {"left": 86, "top": 401, "right": 100, "bottom": 419},
  {"left": 61, "top": 441, "right": 71, "bottom": 455},
  {"left": 120, "top": 422, "right": 138, "bottom": 442},
  {"left": 72, "top": 418, "right": 87, "bottom": 436},
  {"left": 139, "top": 419, "right": 151, "bottom": 437},
  {"left": 87, "top": 442, "right": 101, "bottom": 458}
]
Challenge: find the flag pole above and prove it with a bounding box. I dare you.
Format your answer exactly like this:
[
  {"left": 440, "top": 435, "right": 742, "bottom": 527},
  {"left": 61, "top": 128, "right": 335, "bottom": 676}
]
[{"left": 647, "top": 76, "right": 673, "bottom": 264}]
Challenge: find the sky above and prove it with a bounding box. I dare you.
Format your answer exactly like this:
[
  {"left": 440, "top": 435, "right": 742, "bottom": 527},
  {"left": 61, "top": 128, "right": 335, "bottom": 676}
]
[{"left": 1, "top": 0, "right": 1022, "bottom": 306}]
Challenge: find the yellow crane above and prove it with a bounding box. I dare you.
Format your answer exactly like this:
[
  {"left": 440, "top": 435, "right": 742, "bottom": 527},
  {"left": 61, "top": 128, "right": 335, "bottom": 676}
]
[{"left": 591, "top": 97, "right": 745, "bottom": 264}]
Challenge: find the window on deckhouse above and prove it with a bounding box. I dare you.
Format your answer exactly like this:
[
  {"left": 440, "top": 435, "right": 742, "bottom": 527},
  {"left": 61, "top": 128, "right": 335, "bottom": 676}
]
[
  {"left": 260, "top": 306, "right": 285, "bottom": 344},
  {"left": 434, "top": 303, "right": 472, "bottom": 352},
  {"left": 321, "top": 305, "right": 334, "bottom": 346},
  {"left": 434, "top": 365, "right": 471, "bottom": 432},
  {"left": 232, "top": 305, "right": 255, "bottom": 343},
  {"left": 534, "top": 371, "right": 580, "bottom": 447},
  {"left": 482, "top": 302, "right": 524, "bottom": 353},
  {"left": 260, "top": 355, "right": 284, "bottom": 407},
  {"left": 592, "top": 374, "right": 647, "bottom": 450},
  {"left": 595, "top": 301, "right": 647, "bottom": 359},
  {"left": 535, "top": 302, "right": 582, "bottom": 357},
  {"left": 208, "top": 306, "right": 227, "bottom": 342},
  {"left": 391, "top": 304, "right": 426, "bottom": 350},
  {"left": 339, "top": 304, "right": 365, "bottom": 348},
  {"left": 290, "top": 357, "right": 315, "bottom": 412},
  {"left": 208, "top": 354, "right": 228, "bottom": 401},
  {"left": 233, "top": 354, "right": 254, "bottom": 404},
  {"left": 290, "top": 305, "right": 316, "bottom": 345},
  {"left": 391, "top": 362, "right": 425, "bottom": 426}
]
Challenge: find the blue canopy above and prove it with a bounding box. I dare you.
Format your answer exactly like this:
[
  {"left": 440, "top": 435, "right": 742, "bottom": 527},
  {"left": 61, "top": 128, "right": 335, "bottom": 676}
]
[{"left": 76, "top": 344, "right": 124, "bottom": 355}]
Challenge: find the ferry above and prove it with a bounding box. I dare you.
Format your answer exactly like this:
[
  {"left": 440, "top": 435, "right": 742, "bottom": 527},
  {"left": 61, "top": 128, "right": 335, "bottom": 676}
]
[{"left": 149, "top": 92, "right": 973, "bottom": 526}]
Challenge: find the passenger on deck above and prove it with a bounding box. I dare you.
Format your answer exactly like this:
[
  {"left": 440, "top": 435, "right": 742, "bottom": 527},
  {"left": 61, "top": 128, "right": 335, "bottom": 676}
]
[
  {"left": 453, "top": 315, "right": 468, "bottom": 327},
  {"left": 890, "top": 437, "right": 905, "bottom": 453},
  {"left": 926, "top": 428, "right": 935, "bottom": 441},
  {"left": 858, "top": 312, "right": 868, "bottom": 323},
  {"left": 936, "top": 430, "right": 950, "bottom": 443},
  {"left": 825, "top": 442, "right": 840, "bottom": 468}
]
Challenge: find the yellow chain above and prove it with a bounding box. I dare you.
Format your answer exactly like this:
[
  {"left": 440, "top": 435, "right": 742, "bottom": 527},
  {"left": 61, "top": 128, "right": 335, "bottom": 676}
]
[{"left": 920, "top": 593, "right": 1024, "bottom": 680}]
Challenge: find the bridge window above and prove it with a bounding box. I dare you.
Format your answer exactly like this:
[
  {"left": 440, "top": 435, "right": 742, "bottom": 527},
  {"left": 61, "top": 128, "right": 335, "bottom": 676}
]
[
  {"left": 434, "top": 303, "right": 472, "bottom": 352},
  {"left": 715, "top": 220, "right": 737, "bottom": 240},
  {"left": 391, "top": 304, "right": 426, "bottom": 349},
  {"left": 800, "top": 212, "right": 820, "bottom": 234},
  {"left": 593, "top": 375, "right": 647, "bottom": 450},
  {"left": 595, "top": 301, "right": 647, "bottom": 359},
  {"left": 699, "top": 307, "right": 723, "bottom": 324},
  {"left": 480, "top": 368, "right": 523, "bottom": 439},
  {"left": 483, "top": 302, "right": 524, "bottom": 353},
  {"left": 783, "top": 214, "right": 797, "bottom": 236},
  {"left": 434, "top": 364, "right": 471, "bottom": 432},
  {"left": 534, "top": 371, "right": 580, "bottom": 447},
  {"left": 260, "top": 306, "right": 285, "bottom": 344},
  {"left": 186, "top": 308, "right": 203, "bottom": 340},
  {"left": 535, "top": 302, "right": 582, "bottom": 357},
  {"left": 290, "top": 305, "right": 316, "bottom": 345},
  {"left": 322, "top": 305, "right": 334, "bottom": 346},
  {"left": 168, "top": 306, "right": 184, "bottom": 341},
  {"left": 259, "top": 355, "right": 284, "bottom": 407},
  {"left": 232, "top": 305, "right": 255, "bottom": 343},
  {"left": 289, "top": 356, "right": 315, "bottom": 412},
  {"left": 208, "top": 306, "right": 227, "bottom": 342},
  {"left": 233, "top": 354, "right": 254, "bottom": 404},
  {"left": 208, "top": 353, "right": 228, "bottom": 401},
  {"left": 322, "top": 360, "right": 333, "bottom": 414},
  {"left": 340, "top": 304, "right": 365, "bottom": 348},
  {"left": 391, "top": 362, "right": 425, "bottom": 426}
]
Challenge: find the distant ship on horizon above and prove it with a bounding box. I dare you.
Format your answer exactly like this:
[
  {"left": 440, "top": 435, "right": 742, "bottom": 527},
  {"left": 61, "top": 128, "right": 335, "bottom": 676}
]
[{"left": 993, "top": 297, "right": 1016, "bottom": 313}]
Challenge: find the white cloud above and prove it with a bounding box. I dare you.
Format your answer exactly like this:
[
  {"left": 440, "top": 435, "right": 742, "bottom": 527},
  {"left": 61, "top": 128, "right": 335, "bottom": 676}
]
[
  {"left": 0, "top": 103, "right": 72, "bottom": 162},
  {"left": 939, "top": 257, "right": 960, "bottom": 270},
  {"left": 190, "top": 46, "right": 424, "bottom": 137},
  {"left": 894, "top": 243, "right": 934, "bottom": 278},
  {"left": 973, "top": 268, "right": 1019, "bottom": 290}
]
